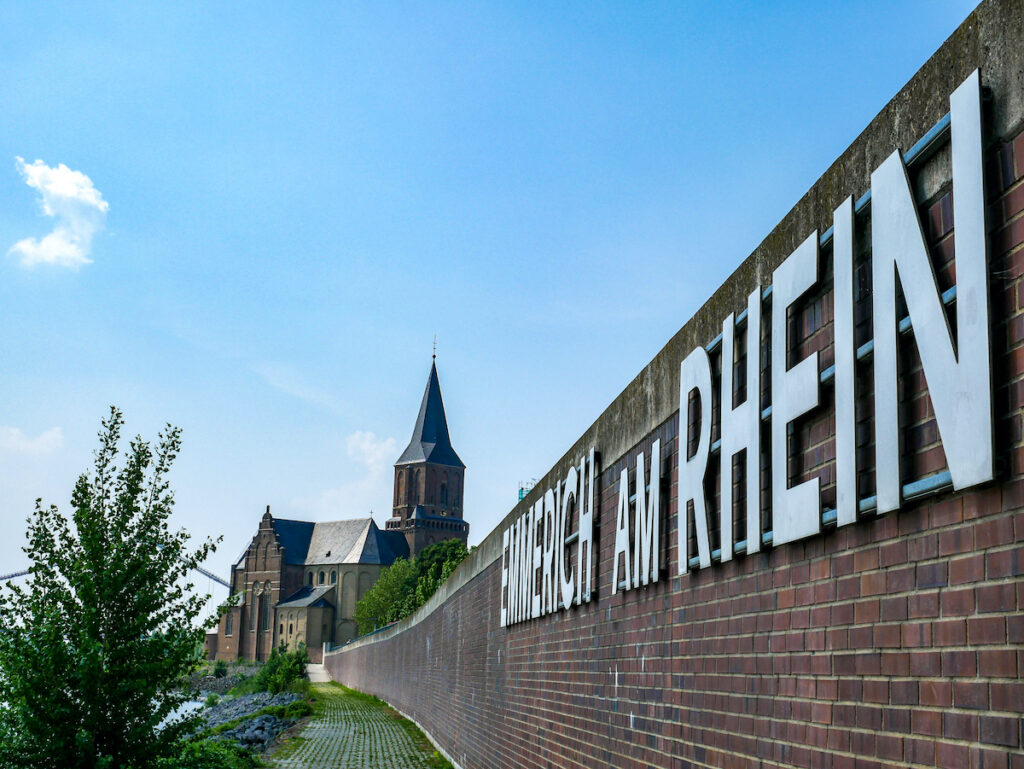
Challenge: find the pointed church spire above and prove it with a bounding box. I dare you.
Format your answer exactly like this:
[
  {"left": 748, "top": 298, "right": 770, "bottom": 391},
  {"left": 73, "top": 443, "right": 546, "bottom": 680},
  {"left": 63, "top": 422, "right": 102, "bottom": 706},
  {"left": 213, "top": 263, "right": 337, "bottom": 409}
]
[{"left": 396, "top": 361, "right": 464, "bottom": 468}]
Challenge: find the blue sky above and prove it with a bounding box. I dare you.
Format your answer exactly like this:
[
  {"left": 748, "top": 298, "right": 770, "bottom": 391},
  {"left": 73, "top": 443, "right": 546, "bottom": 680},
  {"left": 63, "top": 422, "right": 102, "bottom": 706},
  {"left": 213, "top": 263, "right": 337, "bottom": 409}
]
[{"left": 0, "top": 1, "right": 977, "bottom": 593}]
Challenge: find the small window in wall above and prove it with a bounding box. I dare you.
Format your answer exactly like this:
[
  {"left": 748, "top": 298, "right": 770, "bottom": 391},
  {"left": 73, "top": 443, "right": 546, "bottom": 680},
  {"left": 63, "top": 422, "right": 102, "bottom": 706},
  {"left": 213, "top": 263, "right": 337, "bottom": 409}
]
[
  {"left": 318, "top": 571, "right": 325, "bottom": 585},
  {"left": 225, "top": 613, "right": 233, "bottom": 637},
  {"left": 307, "top": 572, "right": 313, "bottom": 585},
  {"left": 279, "top": 623, "right": 283, "bottom": 636},
  {"left": 330, "top": 570, "right": 337, "bottom": 584},
  {"left": 289, "top": 623, "right": 293, "bottom": 634}
]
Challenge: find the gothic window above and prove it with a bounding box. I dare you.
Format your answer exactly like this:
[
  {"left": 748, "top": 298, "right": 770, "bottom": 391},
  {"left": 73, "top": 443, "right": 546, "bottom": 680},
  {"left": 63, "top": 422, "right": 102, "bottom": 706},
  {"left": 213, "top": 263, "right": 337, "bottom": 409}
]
[
  {"left": 330, "top": 570, "right": 337, "bottom": 584},
  {"left": 440, "top": 482, "right": 448, "bottom": 506},
  {"left": 307, "top": 571, "right": 313, "bottom": 585},
  {"left": 261, "top": 581, "right": 272, "bottom": 631},
  {"left": 318, "top": 571, "right": 325, "bottom": 585},
  {"left": 225, "top": 612, "right": 233, "bottom": 637},
  {"left": 279, "top": 623, "right": 284, "bottom": 636},
  {"left": 288, "top": 623, "right": 293, "bottom": 635},
  {"left": 249, "top": 583, "right": 258, "bottom": 630}
]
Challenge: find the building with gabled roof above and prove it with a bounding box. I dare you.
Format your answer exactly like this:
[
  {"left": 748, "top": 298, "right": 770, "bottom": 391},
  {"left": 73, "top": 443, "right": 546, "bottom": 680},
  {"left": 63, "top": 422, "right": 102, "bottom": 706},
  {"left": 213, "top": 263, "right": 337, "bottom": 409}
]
[{"left": 212, "top": 360, "right": 468, "bottom": 663}]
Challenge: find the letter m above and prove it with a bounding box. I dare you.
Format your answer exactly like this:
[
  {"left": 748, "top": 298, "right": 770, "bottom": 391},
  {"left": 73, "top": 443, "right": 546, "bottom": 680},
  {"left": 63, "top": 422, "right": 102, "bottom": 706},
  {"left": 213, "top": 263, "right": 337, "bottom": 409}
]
[{"left": 633, "top": 439, "right": 661, "bottom": 588}]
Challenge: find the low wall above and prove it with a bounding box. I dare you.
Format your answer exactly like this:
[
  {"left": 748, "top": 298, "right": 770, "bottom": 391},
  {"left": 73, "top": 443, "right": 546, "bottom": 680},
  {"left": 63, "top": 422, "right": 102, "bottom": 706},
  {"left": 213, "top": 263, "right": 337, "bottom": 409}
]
[{"left": 327, "top": 2, "right": 1024, "bottom": 767}]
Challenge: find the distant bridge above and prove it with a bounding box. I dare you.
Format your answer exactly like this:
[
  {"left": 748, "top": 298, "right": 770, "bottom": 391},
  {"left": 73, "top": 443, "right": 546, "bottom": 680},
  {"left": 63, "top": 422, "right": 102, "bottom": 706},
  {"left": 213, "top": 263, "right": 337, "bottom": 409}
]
[{"left": 0, "top": 565, "right": 230, "bottom": 589}]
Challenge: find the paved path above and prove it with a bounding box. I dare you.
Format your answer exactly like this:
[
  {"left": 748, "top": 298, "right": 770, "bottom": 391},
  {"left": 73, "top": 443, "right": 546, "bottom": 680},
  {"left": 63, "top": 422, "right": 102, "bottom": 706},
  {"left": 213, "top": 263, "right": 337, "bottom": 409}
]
[
  {"left": 307, "top": 663, "right": 331, "bottom": 683},
  {"left": 269, "top": 683, "right": 437, "bottom": 769}
]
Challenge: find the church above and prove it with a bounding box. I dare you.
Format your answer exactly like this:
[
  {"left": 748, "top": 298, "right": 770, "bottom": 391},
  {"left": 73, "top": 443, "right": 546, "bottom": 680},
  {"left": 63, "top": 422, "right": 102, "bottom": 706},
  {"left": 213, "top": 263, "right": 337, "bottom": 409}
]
[{"left": 210, "top": 360, "right": 468, "bottom": 663}]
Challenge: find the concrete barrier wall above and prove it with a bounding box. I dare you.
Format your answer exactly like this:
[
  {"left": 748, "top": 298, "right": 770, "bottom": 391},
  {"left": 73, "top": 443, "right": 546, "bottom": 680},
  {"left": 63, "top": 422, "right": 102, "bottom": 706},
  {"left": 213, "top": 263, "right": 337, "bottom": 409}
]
[{"left": 326, "top": 2, "right": 1024, "bottom": 766}]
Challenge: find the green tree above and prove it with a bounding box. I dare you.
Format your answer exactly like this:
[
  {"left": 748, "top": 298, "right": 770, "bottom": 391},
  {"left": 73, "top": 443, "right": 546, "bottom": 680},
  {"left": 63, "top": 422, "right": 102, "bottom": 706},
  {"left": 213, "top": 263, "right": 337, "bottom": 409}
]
[
  {"left": 354, "top": 540, "right": 469, "bottom": 635},
  {"left": 0, "top": 408, "right": 218, "bottom": 769},
  {"left": 354, "top": 557, "right": 416, "bottom": 634}
]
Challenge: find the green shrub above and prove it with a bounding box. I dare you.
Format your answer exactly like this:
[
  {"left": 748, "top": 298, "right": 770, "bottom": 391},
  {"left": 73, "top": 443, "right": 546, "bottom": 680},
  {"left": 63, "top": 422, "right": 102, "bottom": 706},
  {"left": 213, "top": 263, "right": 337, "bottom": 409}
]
[
  {"left": 163, "top": 738, "right": 258, "bottom": 769},
  {"left": 227, "top": 675, "right": 262, "bottom": 696},
  {"left": 204, "top": 693, "right": 219, "bottom": 708},
  {"left": 226, "top": 645, "right": 307, "bottom": 696},
  {"left": 213, "top": 660, "right": 228, "bottom": 678},
  {"left": 284, "top": 700, "right": 313, "bottom": 719}
]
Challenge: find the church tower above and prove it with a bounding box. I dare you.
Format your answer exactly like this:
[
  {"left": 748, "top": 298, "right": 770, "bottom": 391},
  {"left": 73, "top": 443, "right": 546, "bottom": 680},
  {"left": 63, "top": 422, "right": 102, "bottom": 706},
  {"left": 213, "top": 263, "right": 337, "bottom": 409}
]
[{"left": 387, "top": 360, "right": 469, "bottom": 555}]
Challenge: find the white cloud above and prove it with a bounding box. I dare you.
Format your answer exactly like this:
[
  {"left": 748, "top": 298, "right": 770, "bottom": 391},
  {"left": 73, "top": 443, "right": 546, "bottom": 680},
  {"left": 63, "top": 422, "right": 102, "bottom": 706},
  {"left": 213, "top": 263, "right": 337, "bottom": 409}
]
[
  {"left": 0, "top": 426, "right": 64, "bottom": 455},
  {"left": 346, "top": 430, "right": 397, "bottom": 471},
  {"left": 253, "top": 361, "right": 345, "bottom": 414},
  {"left": 9, "top": 157, "right": 109, "bottom": 268},
  {"left": 291, "top": 431, "right": 397, "bottom": 519}
]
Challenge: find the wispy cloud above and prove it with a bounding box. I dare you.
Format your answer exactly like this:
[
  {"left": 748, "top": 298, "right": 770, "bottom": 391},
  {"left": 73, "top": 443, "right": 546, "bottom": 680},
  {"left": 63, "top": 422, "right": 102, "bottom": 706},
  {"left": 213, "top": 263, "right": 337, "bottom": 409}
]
[
  {"left": 252, "top": 361, "right": 345, "bottom": 414},
  {"left": 9, "top": 157, "right": 109, "bottom": 268},
  {"left": 291, "top": 431, "right": 397, "bottom": 519},
  {"left": 0, "top": 426, "right": 64, "bottom": 455}
]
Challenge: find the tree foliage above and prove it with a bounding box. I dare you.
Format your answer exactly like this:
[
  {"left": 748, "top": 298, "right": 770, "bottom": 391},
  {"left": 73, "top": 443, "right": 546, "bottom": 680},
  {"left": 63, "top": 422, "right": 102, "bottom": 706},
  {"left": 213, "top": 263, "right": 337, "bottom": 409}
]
[
  {"left": 354, "top": 539, "right": 468, "bottom": 635},
  {"left": 0, "top": 408, "right": 218, "bottom": 769}
]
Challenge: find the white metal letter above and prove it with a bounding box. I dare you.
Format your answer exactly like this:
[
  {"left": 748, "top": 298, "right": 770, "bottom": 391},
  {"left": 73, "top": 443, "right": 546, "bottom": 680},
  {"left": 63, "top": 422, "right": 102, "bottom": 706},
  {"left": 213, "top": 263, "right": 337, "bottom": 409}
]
[
  {"left": 833, "top": 197, "right": 858, "bottom": 527},
  {"left": 871, "top": 69, "right": 993, "bottom": 513},
  {"left": 678, "top": 347, "right": 713, "bottom": 573},
  {"left": 633, "top": 440, "right": 661, "bottom": 586},
  {"left": 501, "top": 527, "right": 509, "bottom": 627},
  {"left": 577, "top": 449, "right": 595, "bottom": 603},
  {"left": 720, "top": 289, "right": 762, "bottom": 558},
  {"left": 771, "top": 231, "right": 822, "bottom": 545},
  {"left": 613, "top": 467, "right": 632, "bottom": 594},
  {"left": 559, "top": 465, "right": 578, "bottom": 611}
]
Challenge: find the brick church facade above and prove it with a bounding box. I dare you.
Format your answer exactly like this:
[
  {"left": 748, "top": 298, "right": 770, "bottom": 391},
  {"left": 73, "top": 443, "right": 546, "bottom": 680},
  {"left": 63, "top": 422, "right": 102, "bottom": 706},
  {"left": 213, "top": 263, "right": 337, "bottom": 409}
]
[{"left": 209, "top": 361, "right": 469, "bottom": 663}]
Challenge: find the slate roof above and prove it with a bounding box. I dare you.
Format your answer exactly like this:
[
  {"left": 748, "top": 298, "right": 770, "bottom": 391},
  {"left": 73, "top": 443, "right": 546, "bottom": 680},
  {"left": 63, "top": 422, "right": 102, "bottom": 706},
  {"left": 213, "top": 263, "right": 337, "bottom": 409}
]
[
  {"left": 396, "top": 361, "right": 464, "bottom": 468},
  {"left": 276, "top": 585, "right": 335, "bottom": 609},
  {"left": 270, "top": 518, "right": 315, "bottom": 565},
  {"left": 269, "top": 516, "right": 409, "bottom": 567}
]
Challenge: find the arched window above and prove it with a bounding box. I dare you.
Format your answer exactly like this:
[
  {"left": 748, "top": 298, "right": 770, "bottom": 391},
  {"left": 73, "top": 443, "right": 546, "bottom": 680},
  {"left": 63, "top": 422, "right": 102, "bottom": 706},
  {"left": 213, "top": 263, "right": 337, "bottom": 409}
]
[
  {"left": 330, "top": 570, "right": 337, "bottom": 584},
  {"left": 307, "top": 571, "right": 313, "bottom": 585},
  {"left": 249, "top": 583, "right": 259, "bottom": 630},
  {"left": 440, "top": 482, "right": 448, "bottom": 506},
  {"left": 225, "top": 612, "right": 234, "bottom": 637},
  {"left": 318, "top": 571, "right": 325, "bottom": 585},
  {"left": 260, "top": 582, "right": 272, "bottom": 631}
]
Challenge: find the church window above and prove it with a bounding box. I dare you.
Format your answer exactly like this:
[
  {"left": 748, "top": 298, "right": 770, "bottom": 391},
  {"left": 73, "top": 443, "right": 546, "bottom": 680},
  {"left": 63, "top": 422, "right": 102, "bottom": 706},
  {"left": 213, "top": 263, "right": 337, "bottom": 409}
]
[
  {"left": 330, "top": 570, "right": 337, "bottom": 584},
  {"left": 440, "top": 482, "right": 448, "bottom": 506},
  {"left": 260, "top": 596, "right": 270, "bottom": 632},
  {"left": 318, "top": 571, "right": 325, "bottom": 585},
  {"left": 225, "top": 613, "right": 233, "bottom": 636},
  {"left": 279, "top": 623, "right": 283, "bottom": 636},
  {"left": 289, "top": 623, "right": 293, "bottom": 635},
  {"left": 249, "top": 583, "right": 258, "bottom": 630},
  {"left": 307, "top": 571, "right": 313, "bottom": 585}
]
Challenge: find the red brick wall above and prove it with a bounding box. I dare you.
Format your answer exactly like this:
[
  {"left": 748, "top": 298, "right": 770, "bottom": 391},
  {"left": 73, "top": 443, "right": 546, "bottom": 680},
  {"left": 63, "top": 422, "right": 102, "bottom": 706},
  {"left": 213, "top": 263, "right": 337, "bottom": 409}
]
[{"left": 325, "top": 16, "right": 1024, "bottom": 768}]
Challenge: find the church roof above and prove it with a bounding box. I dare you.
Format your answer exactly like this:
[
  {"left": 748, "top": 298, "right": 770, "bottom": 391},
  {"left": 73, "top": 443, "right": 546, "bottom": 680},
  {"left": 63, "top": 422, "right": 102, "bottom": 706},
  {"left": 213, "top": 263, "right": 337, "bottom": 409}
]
[
  {"left": 264, "top": 513, "right": 408, "bottom": 567},
  {"left": 270, "top": 518, "right": 315, "bottom": 565},
  {"left": 305, "top": 518, "right": 409, "bottom": 565},
  {"left": 276, "top": 585, "right": 335, "bottom": 609},
  {"left": 396, "top": 361, "right": 464, "bottom": 468}
]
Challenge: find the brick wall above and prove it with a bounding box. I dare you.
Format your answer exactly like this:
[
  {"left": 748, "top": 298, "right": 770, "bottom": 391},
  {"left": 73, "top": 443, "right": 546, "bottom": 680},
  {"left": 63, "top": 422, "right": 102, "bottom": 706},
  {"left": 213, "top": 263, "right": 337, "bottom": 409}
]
[{"left": 325, "top": 2, "right": 1024, "bottom": 767}]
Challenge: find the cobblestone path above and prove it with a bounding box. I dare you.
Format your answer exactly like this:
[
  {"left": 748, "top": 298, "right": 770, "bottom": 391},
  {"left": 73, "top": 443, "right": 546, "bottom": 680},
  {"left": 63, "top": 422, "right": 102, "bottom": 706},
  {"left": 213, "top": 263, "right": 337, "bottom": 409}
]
[{"left": 269, "top": 683, "right": 436, "bottom": 769}]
